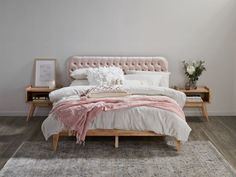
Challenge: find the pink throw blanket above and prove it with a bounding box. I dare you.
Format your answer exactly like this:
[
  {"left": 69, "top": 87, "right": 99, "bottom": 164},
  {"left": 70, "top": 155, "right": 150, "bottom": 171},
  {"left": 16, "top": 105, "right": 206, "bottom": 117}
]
[{"left": 50, "top": 96, "right": 185, "bottom": 143}]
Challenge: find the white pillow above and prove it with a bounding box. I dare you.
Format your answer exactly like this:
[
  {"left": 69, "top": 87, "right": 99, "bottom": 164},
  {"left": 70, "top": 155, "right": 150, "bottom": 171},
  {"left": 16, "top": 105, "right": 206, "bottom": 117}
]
[
  {"left": 86, "top": 67, "right": 124, "bottom": 86},
  {"left": 124, "top": 74, "right": 162, "bottom": 86},
  {"left": 126, "top": 71, "right": 170, "bottom": 87},
  {"left": 70, "top": 80, "right": 89, "bottom": 86},
  {"left": 122, "top": 79, "right": 149, "bottom": 87},
  {"left": 70, "top": 68, "right": 88, "bottom": 80}
]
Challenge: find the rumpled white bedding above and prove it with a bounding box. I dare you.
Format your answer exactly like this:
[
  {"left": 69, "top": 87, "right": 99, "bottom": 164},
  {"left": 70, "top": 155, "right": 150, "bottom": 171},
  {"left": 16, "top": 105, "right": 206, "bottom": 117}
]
[
  {"left": 41, "top": 86, "right": 191, "bottom": 142},
  {"left": 49, "top": 85, "right": 186, "bottom": 108}
]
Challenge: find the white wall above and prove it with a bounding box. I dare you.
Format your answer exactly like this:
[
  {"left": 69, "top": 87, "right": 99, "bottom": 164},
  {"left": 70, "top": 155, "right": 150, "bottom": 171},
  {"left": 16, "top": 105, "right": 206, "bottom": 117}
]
[
  {"left": 232, "top": 30, "right": 236, "bottom": 113},
  {"left": 234, "top": 51, "right": 236, "bottom": 112},
  {"left": 0, "top": 0, "right": 236, "bottom": 116}
]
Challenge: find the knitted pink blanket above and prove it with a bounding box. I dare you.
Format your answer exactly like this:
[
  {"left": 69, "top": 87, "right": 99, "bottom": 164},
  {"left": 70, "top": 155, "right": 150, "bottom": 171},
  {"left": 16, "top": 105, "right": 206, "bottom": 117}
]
[{"left": 50, "top": 96, "right": 185, "bottom": 143}]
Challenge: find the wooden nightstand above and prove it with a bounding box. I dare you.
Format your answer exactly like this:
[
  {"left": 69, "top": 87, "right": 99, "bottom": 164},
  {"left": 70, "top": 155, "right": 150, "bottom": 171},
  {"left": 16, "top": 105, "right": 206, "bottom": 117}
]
[
  {"left": 25, "top": 86, "right": 57, "bottom": 121},
  {"left": 176, "top": 86, "right": 210, "bottom": 121}
]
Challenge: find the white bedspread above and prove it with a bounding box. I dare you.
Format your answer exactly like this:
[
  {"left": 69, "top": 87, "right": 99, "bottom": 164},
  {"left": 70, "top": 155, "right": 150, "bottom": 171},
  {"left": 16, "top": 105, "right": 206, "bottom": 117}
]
[{"left": 41, "top": 86, "right": 191, "bottom": 142}]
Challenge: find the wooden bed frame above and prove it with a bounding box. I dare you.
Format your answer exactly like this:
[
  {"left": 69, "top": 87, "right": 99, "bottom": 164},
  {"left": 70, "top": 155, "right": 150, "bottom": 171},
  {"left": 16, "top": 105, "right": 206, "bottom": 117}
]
[
  {"left": 51, "top": 56, "right": 181, "bottom": 151},
  {"left": 52, "top": 130, "right": 181, "bottom": 151}
]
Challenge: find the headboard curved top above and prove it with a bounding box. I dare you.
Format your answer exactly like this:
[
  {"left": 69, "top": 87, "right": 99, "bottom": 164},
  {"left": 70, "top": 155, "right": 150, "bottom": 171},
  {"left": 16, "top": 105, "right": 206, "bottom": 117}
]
[{"left": 68, "top": 56, "right": 168, "bottom": 78}]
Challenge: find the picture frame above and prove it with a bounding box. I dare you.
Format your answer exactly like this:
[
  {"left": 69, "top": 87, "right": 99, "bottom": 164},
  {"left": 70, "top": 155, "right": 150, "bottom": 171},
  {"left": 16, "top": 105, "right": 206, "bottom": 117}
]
[{"left": 34, "top": 58, "right": 56, "bottom": 88}]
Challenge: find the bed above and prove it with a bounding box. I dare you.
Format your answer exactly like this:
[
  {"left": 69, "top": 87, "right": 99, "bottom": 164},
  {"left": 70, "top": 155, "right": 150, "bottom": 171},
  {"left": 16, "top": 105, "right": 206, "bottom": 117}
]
[{"left": 41, "top": 56, "right": 191, "bottom": 151}]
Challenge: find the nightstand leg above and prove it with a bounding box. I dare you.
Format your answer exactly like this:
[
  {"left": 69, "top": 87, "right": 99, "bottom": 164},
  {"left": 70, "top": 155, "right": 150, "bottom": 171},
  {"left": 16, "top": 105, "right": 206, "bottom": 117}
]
[
  {"left": 27, "top": 103, "right": 35, "bottom": 121},
  {"left": 201, "top": 103, "right": 209, "bottom": 121}
]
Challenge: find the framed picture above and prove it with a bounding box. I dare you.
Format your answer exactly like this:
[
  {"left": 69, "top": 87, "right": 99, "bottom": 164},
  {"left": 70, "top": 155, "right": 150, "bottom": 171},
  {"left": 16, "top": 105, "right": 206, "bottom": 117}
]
[{"left": 34, "top": 58, "right": 56, "bottom": 88}]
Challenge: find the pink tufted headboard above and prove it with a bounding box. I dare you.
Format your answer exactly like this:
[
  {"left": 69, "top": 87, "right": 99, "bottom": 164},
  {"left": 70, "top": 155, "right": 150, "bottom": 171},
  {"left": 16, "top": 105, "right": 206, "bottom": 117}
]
[{"left": 68, "top": 56, "right": 168, "bottom": 79}]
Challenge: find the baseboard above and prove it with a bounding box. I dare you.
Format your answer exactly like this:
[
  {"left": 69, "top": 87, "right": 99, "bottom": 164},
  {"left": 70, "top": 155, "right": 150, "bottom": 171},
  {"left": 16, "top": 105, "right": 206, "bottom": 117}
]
[
  {"left": 0, "top": 110, "right": 236, "bottom": 117},
  {"left": 0, "top": 110, "right": 49, "bottom": 117},
  {"left": 184, "top": 110, "right": 236, "bottom": 117}
]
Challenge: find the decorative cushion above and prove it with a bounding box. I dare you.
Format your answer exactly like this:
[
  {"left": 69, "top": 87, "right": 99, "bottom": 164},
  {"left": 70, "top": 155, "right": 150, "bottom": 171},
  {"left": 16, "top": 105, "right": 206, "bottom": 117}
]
[{"left": 86, "top": 67, "right": 124, "bottom": 86}]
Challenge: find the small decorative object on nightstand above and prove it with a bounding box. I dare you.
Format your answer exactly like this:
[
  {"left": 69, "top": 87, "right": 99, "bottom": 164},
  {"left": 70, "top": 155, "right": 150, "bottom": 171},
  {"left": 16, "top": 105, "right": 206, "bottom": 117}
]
[
  {"left": 34, "top": 58, "right": 56, "bottom": 88},
  {"left": 25, "top": 86, "right": 57, "bottom": 121},
  {"left": 182, "top": 60, "right": 206, "bottom": 90},
  {"left": 176, "top": 86, "right": 210, "bottom": 121}
]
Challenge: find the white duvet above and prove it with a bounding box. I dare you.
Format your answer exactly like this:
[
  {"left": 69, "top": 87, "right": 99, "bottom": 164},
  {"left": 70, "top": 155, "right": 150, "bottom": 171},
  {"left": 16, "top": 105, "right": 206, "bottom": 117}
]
[{"left": 41, "top": 86, "right": 191, "bottom": 142}]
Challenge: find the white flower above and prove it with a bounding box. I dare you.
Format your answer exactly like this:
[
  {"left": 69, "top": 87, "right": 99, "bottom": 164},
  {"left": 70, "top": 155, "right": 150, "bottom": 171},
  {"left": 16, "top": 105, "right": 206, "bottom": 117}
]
[{"left": 187, "top": 65, "right": 195, "bottom": 75}]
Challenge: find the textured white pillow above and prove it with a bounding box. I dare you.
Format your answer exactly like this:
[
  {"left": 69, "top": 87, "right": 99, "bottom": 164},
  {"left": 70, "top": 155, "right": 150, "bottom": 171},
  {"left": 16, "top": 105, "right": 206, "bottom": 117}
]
[
  {"left": 86, "top": 67, "right": 124, "bottom": 86},
  {"left": 70, "top": 68, "right": 88, "bottom": 80},
  {"left": 126, "top": 71, "right": 170, "bottom": 87},
  {"left": 124, "top": 74, "right": 162, "bottom": 86}
]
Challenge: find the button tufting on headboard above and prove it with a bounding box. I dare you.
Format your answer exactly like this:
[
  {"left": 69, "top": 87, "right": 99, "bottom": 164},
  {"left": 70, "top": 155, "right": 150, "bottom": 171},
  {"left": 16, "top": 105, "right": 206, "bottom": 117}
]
[{"left": 68, "top": 56, "right": 168, "bottom": 79}]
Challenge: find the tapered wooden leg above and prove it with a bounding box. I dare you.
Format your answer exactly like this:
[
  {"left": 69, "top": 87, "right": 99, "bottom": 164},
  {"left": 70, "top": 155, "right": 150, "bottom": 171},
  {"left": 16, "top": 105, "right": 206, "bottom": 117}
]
[
  {"left": 53, "top": 134, "right": 59, "bottom": 151},
  {"left": 27, "top": 103, "right": 35, "bottom": 121},
  {"left": 202, "top": 103, "right": 209, "bottom": 121},
  {"left": 176, "top": 140, "right": 181, "bottom": 152},
  {"left": 115, "top": 136, "right": 119, "bottom": 148}
]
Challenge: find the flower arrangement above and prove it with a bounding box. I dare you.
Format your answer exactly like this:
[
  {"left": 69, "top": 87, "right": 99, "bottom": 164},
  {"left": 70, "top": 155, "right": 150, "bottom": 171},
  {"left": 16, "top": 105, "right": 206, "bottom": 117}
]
[{"left": 183, "top": 60, "right": 206, "bottom": 89}]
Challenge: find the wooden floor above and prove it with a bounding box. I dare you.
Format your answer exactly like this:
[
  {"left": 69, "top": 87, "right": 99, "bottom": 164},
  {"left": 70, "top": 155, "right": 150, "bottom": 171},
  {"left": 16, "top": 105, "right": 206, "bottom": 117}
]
[{"left": 0, "top": 116, "right": 236, "bottom": 170}]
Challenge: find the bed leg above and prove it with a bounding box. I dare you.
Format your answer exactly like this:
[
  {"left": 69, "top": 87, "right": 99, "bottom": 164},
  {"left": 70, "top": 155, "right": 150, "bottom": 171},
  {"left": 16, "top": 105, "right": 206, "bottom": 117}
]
[
  {"left": 176, "top": 140, "right": 181, "bottom": 152},
  {"left": 53, "top": 134, "right": 59, "bottom": 151},
  {"left": 115, "top": 136, "right": 119, "bottom": 148}
]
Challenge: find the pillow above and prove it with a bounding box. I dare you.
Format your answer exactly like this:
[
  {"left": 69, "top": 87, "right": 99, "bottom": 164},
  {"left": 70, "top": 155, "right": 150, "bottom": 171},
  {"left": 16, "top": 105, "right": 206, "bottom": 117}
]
[
  {"left": 126, "top": 71, "right": 170, "bottom": 87},
  {"left": 86, "top": 67, "right": 124, "bottom": 86},
  {"left": 70, "top": 68, "right": 88, "bottom": 80},
  {"left": 70, "top": 80, "right": 89, "bottom": 86},
  {"left": 124, "top": 74, "right": 162, "bottom": 86},
  {"left": 122, "top": 79, "right": 149, "bottom": 87}
]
